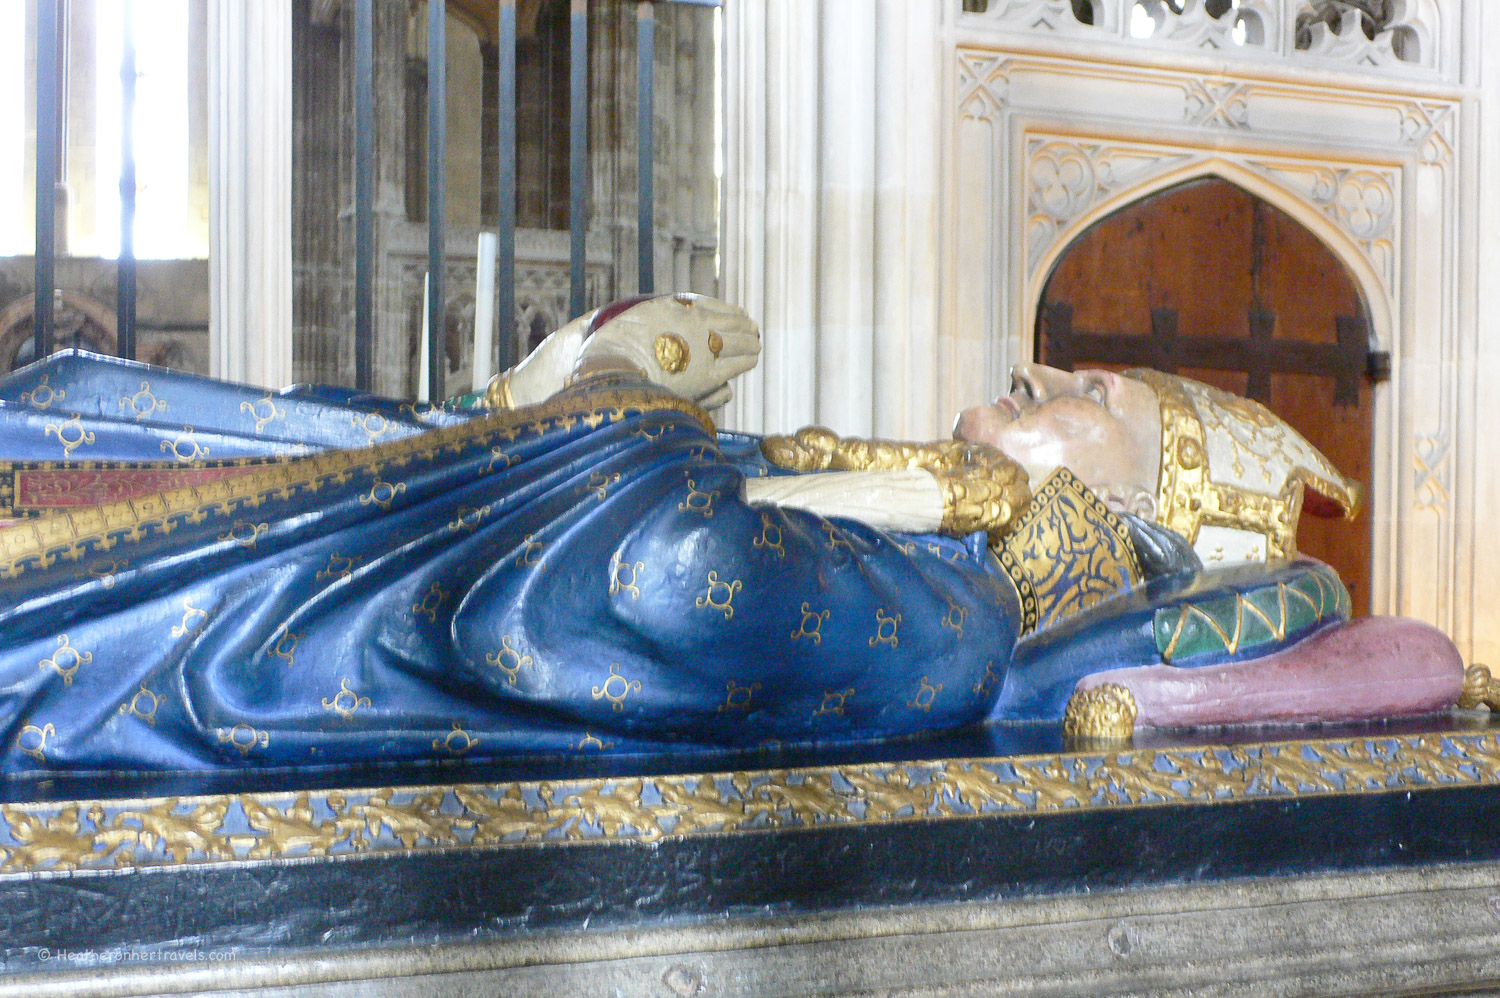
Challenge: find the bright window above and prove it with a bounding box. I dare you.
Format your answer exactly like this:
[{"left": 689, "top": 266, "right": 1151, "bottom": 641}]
[
  {"left": 0, "top": 0, "right": 25, "bottom": 255},
  {"left": 92, "top": 0, "right": 200, "bottom": 259}
]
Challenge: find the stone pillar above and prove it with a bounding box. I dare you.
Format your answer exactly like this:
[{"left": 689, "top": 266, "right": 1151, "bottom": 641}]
[
  {"left": 721, "top": 0, "right": 942, "bottom": 438},
  {"left": 207, "top": 0, "right": 293, "bottom": 389},
  {"left": 1468, "top": 0, "right": 1499, "bottom": 664}
]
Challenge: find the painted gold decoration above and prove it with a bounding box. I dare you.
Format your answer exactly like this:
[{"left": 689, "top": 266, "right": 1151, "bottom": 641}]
[
  {"left": 161, "top": 426, "right": 208, "bottom": 462},
  {"left": 753, "top": 514, "right": 786, "bottom": 559},
  {"left": 217, "top": 520, "right": 268, "bottom": 550},
  {"left": 761, "top": 426, "right": 1030, "bottom": 543},
  {"left": 359, "top": 476, "right": 405, "bottom": 510},
  {"left": 1063, "top": 684, "right": 1138, "bottom": 743},
  {"left": 1459, "top": 665, "right": 1500, "bottom": 711},
  {"left": 120, "top": 382, "right": 167, "bottom": 420},
  {"left": 0, "top": 385, "right": 713, "bottom": 582},
  {"left": 587, "top": 471, "right": 621, "bottom": 500},
  {"left": 434, "top": 722, "right": 479, "bottom": 756},
  {"left": 217, "top": 723, "right": 270, "bottom": 756},
  {"left": 351, "top": 412, "right": 392, "bottom": 443},
  {"left": 447, "top": 505, "right": 491, "bottom": 533},
  {"left": 813, "top": 688, "right": 856, "bottom": 718},
  {"left": 870, "top": 608, "right": 901, "bottom": 649},
  {"left": 171, "top": 599, "right": 210, "bottom": 638},
  {"left": 972, "top": 661, "right": 1003, "bottom": 697},
  {"left": 44, "top": 414, "right": 96, "bottom": 457},
  {"left": 717, "top": 680, "right": 762, "bottom": 714},
  {"left": 240, "top": 393, "right": 285, "bottom": 433},
  {"left": 941, "top": 600, "right": 967, "bottom": 639},
  {"left": 707, "top": 331, "right": 724, "bottom": 358},
  {"left": 678, "top": 478, "right": 719, "bottom": 517},
  {"left": 908, "top": 676, "right": 943, "bottom": 713},
  {"left": 1001, "top": 469, "right": 1142, "bottom": 635},
  {"left": 1129, "top": 369, "right": 1360, "bottom": 559},
  {"left": 39, "top": 636, "right": 91, "bottom": 685},
  {"left": 14, "top": 723, "right": 54, "bottom": 764},
  {"left": 19, "top": 374, "right": 64, "bottom": 410},
  {"left": 823, "top": 522, "right": 855, "bottom": 554},
  {"left": 119, "top": 684, "right": 166, "bottom": 726},
  {"left": 483, "top": 370, "right": 517, "bottom": 410},
  {"left": 654, "top": 332, "right": 691, "bottom": 374},
  {"left": 791, "top": 602, "right": 830, "bottom": 645},
  {"left": 574, "top": 732, "right": 616, "bottom": 751},
  {"left": 484, "top": 637, "right": 534, "bottom": 686},
  {"left": 6, "top": 729, "right": 1500, "bottom": 871},
  {"left": 87, "top": 560, "right": 127, "bottom": 589},
  {"left": 608, "top": 555, "right": 644, "bottom": 599},
  {"left": 696, "top": 571, "right": 742, "bottom": 620},
  {"left": 591, "top": 663, "right": 641, "bottom": 712},
  {"left": 316, "top": 554, "right": 361, "bottom": 582},
  {"left": 322, "top": 678, "right": 373, "bottom": 720},
  {"left": 1156, "top": 571, "right": 1346, "bottom": 663},
  {"left": 515, "top": 533, "right": 545, "bottom": 567},
  {"left": 271, "top": 626, "right": 300, "bottom": 667}
]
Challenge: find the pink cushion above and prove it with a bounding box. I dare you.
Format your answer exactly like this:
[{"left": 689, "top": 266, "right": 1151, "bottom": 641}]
[{"left": 1075, "top": 616, "right": 1464, "bottom": 728}]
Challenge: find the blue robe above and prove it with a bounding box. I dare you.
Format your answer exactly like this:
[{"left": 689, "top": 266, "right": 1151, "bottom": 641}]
[{"left": 0, "top": 353, "right": 1347, "bottom": 774}]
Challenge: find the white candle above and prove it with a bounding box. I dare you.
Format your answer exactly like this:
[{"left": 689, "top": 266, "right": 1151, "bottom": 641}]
[
  {"left": 473, "top": 232, "right": 498, "bottom": 392},
  {"left": 417, "top": 273, "right": 430, "bottom": 402}
]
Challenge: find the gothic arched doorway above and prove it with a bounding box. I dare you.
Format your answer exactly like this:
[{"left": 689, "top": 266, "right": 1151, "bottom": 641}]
[{"left": 1036, "top": 177, "right": 1377, "bottom": 612}]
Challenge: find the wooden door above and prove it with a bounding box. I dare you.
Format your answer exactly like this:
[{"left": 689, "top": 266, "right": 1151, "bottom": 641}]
[{"left": 1037, "top": 178, "right": 1375, "bottom": 612}]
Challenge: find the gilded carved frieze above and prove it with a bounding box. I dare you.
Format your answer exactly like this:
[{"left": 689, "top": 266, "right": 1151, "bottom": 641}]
[{"left": 3, "top": 728, "right": 1500, "bottom": 875}]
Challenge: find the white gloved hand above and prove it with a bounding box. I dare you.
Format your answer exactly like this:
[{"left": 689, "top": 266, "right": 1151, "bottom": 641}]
[
  {"left": 502, "top": 314, "right": 591, "bottom": 407},
  {"left": 576, "top": 294, "right": 761, "bottom": 409}
]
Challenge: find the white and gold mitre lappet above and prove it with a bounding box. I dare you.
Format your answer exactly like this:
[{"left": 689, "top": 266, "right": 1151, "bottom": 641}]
[{"left": 1124, "top": 369, "right": 1361, "bottom": 566}]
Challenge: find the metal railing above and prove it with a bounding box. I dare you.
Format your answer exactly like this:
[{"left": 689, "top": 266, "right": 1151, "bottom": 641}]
[{"left": 30, "top": 0, "right": 720, "bottom": 401}]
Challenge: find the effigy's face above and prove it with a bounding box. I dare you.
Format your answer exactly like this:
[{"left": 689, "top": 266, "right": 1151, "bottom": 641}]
[{"left": 952, "top": 364, "right": 1161, "bottom": 498}]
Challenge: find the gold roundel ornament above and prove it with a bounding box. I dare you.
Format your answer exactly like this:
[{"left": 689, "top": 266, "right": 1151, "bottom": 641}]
[
  {"left": 654, "top": 333, "right": 690, "bottom": 374},
  {"left": 707, "top": 331, "right": 724, "bottom": 359}
]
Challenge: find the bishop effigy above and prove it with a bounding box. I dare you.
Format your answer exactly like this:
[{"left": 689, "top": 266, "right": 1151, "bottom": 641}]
[{"left": 0, "top": 294, "right": 1470, "bottom": 773}]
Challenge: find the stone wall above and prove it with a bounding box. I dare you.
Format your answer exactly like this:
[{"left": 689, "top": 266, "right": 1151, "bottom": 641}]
[{"left": 291, "top": 0, "right": 721, "bottom": 399}]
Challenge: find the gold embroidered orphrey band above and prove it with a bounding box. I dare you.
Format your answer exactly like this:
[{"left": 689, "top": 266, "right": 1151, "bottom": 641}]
[
  {"left": 2, "top": 725, "right": 1499, "bottom": 876},
  {"left": 0, "top": 386, "right": 715, "bottom": 580}
]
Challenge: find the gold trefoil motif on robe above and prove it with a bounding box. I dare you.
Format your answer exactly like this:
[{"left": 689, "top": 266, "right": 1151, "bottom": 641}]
[
  {"left": 433, "top": 722, "right": 480, "bottom": 755},
  {"left": 119, "top": 684, "right": 166, "bottom": 726},
  {"left": 44, "top": 414, "right": 95, "bottom": 457},
  {"left": 791, "top": 602, "right": 830, "bottom": 645},
  {"left": 592, "top": 663, "right": 641, "bottom": 712},
  {"left": 39, "top": 636, "right": 91, "bottom": 685},
  {"left": 322, "top": 678, "right": 373, "bottom": 720},
  {"left": 218, "top": 724, "right": 270, "bottom": 756},
  {"left": 696, "top": 571, "right": 742, "bottom": 620},
  {"left": 241, "top": 394, "right": 285, "bottom": 433},
  {"left": 870, "top": 609, "right": 901, "bottom": 649},
  {"left": 120, "top": 382, "right": 166, "bottom": 421},
  {"left": 161, "top": 426, "right": 208, "bottom": 462},
  {"left": 609, "top": 554, "right": 644, "bottom": 599},
  {"left": 678, "top": 477, "right": 719, "bottom": 517},
  {"left": 485, "top": 637, "right": 534, "bottom": 685}
]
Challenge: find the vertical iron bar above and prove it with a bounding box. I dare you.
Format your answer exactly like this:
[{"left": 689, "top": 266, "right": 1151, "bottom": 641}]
[
  {"left": 568, "top": 0, "right": 587, "bottom": 318},
  {"left": 34, "top": 0, "right": 61, "bottom": 363},
  {"left": 354, "top": 0, "right": 374, "bottom": 392},
  {"left": 117, "top": 0, "right": 137, "bottom": 360},
  {"left": 426, "top": 0, "right": 446, "bottom": 402},
  {"left": 495, "top": 0, "right": 516, "bottom": 372},
  {"left": 636, "top": 1, "right": 654, "bottom": 294}
]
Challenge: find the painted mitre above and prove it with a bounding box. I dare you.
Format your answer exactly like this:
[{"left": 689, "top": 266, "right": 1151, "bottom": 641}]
[{"left": 1124, "top": 369, "right": 1361, "bottom": 566}]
